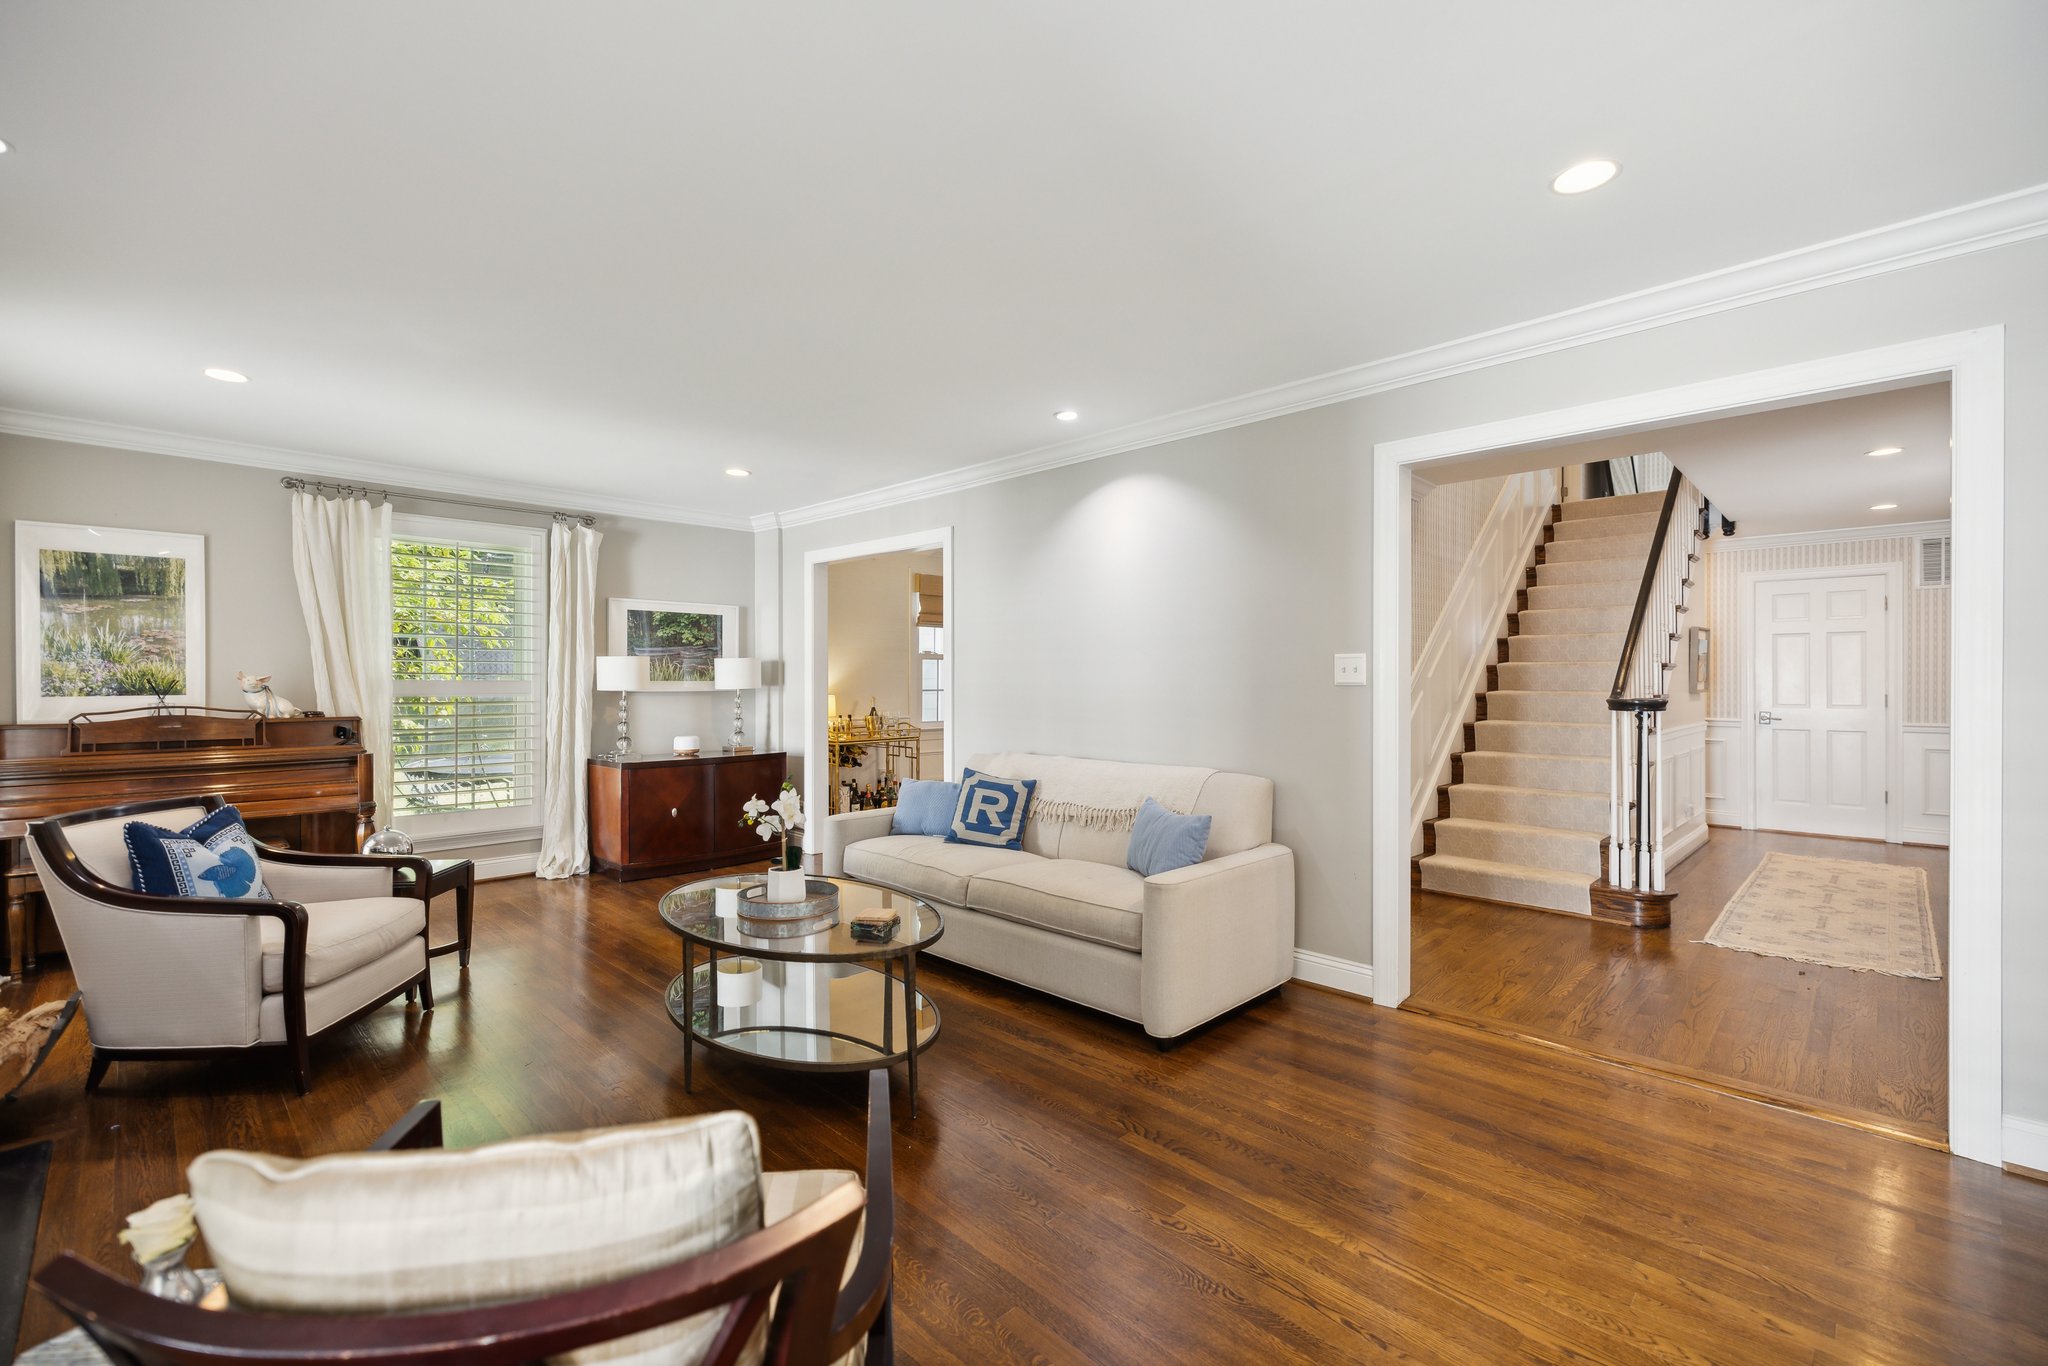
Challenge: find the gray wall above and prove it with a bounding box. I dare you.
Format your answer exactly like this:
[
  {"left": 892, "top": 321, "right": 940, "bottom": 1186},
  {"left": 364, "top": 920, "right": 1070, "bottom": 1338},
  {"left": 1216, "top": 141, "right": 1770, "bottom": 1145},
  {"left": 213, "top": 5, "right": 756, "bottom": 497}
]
[
  {"left": 1, "top": 432, "right": 757, "bottom": 858},
  {"left": 765, "top": 234, "right": 2048, "bottom": 1124}
]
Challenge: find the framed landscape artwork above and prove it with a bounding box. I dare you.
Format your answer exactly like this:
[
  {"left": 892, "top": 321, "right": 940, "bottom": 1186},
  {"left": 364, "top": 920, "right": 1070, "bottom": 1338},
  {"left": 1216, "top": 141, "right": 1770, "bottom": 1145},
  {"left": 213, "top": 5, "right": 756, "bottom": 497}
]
[
  {"left": 606, "top": 598, "right": 738, "bottom": 691},
  {"left": 14, "top": 521, "right": 208, "bottom": 723}
]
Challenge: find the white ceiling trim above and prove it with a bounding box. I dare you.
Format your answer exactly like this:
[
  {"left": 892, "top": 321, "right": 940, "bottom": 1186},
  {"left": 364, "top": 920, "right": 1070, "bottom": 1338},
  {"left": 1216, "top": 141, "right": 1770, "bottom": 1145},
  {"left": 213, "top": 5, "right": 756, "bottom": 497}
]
[
  {"left": 758, "top": 181, "right": 2048, "bottom": 532},
  {"left": 0, "top": 406, "right": 756, "bottom": 532},
  {"left": 1708, "top": 517, "right": 1951, "bottom": 554}
]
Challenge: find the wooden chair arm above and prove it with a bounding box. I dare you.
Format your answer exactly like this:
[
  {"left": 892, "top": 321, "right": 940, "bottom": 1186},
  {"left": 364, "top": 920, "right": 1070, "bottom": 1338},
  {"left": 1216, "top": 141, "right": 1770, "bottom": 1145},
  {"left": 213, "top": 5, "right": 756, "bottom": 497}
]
[
  {"left": 831, "top": 1068, "right": 895, "bottom": 1360},
  {"left": 368, "top": 1101, "right": 444, "bottom": 1151},
  {"left": 34, "top": 1180, "right": 865, "bottom": 1365}
]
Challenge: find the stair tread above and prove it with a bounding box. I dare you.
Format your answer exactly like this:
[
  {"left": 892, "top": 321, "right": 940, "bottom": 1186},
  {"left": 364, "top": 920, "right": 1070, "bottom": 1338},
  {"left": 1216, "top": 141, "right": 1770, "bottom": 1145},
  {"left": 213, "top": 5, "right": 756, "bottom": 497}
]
[
  {"left": 1449, "top": 780, "right": 1611, "bottom": 801},
  {"left": 1477, "top": 719, "right": 1606, "bottom": 732},
  {"left": 1417, "top": 854, "right": 1594, "bottom": 888}
]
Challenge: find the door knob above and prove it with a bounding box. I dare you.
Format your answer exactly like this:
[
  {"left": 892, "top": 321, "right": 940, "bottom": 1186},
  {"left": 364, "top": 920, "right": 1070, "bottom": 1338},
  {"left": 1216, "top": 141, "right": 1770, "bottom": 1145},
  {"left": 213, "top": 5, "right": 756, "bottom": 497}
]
[{"left": 1757, "top": 711, "right": 1780, "bottom": 726}]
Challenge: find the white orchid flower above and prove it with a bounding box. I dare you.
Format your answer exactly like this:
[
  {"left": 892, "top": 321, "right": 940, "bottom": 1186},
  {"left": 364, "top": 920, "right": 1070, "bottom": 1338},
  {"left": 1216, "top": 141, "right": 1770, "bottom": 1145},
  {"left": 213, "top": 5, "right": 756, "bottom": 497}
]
[
  {"left": 742, "top": 795, "right": 770, "bottom": 820},
  {"left": 772, "top": 791, "right": 804, "bottom": 830}
]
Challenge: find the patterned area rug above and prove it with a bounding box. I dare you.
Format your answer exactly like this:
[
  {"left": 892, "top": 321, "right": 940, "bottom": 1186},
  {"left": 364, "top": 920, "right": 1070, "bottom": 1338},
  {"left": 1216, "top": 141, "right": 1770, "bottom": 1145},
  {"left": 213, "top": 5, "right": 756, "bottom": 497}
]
[{"left": 1700, "top": 853, "right": 1942, "bottom": 979}]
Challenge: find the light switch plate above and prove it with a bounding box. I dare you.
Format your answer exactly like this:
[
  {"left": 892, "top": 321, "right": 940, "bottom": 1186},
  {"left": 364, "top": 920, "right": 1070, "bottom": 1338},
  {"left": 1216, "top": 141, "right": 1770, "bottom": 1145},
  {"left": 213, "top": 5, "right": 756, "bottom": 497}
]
[{"left": 1334, "top": 653, "right": 1369, "bottom": 687}]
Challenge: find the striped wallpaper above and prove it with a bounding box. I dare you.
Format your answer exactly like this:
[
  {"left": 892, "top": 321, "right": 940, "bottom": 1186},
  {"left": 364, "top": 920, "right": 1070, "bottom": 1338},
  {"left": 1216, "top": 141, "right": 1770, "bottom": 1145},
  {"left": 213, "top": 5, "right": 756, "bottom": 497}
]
[{"left": 1702, "top": 529, "right": 1950, "bottom": 725}]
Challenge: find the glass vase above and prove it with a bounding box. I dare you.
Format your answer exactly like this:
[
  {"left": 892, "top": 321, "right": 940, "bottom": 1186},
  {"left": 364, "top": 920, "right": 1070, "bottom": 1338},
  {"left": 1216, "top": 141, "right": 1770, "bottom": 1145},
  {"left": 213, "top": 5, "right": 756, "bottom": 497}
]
[{"left": 139, "top": 1240, "right": 206, "bottom": 1304}]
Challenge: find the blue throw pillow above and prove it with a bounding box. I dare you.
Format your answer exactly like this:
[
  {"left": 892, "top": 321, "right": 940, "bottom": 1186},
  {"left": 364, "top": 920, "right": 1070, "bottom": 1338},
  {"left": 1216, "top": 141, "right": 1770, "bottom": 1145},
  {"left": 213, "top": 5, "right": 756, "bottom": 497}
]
[
  {"left": 946, "top": 768, "right": 1037, "bottom": 849},
  {"left": 891, "top": 779, "right": 962, "bottom": 838},
  {"left": 123, "top": 805, "right": 274, "bottom": 901},
  {"left": 1126, "top": 797, "right": 1212, "bottom": 877}
]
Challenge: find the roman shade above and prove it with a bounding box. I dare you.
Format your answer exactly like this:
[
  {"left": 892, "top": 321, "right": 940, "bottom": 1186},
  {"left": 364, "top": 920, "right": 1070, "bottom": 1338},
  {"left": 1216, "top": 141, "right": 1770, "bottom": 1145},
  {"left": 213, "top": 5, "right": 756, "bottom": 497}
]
[{"left": 913, "top": 573, "right": 943, "bottom": 628}]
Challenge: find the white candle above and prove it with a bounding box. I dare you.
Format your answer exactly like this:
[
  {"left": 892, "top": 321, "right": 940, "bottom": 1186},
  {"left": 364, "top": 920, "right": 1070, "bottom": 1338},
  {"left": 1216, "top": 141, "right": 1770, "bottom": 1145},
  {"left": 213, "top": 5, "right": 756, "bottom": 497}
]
[
  {"left": 674, "top": 735, "right": 700, "bottom": 754},
  {"left": 714, "top": 884, "right": 741, "bottom": 918}
]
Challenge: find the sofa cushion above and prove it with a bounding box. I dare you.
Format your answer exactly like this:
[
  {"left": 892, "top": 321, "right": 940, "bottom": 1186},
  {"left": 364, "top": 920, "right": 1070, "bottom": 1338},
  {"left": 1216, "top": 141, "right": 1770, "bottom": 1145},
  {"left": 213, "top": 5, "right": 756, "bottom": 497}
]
[
  {"left": 124, "top": 804, "right": 274, "bottom": 901},
  {"left": 890, "top": 779, "right": 961, "bottom": 838},
  {"left": 844, "top": 835, "right": 1042, "bottom": 907},
  {"left": 258, "top": 896, "right": 426, "bottom": 992},
  {"left": 946, "top": 768, "right": 1037, "bottom": 849},
  {"left": 964, "top": 860, "right": 1145, "bottom": 952},
  {"left": 188, "top": 1110, "right": 764, "bottom": 1366},
  {"left": 1126, "top": 797, "right": 1212, "bottom": 877}
]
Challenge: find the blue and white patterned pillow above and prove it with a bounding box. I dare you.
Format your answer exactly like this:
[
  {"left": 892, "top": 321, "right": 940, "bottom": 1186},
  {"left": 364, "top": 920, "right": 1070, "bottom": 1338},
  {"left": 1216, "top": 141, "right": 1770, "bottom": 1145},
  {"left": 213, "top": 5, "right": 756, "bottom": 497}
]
[
  {"left": 946, "top": 768, "right": 1037, "bottom": 850},
  {"left": 123, "top": 805, "right": 274, "bottom": 901}
]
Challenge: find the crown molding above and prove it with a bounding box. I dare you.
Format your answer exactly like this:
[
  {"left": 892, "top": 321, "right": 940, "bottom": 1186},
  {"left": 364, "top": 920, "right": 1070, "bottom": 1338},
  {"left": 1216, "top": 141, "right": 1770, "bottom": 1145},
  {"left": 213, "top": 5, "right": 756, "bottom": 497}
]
[
  {"left": 0, "top": 407, "right": 757, "bottom": 532},
  {"left": 1708, "top": 517, "right": 1951, "bottom": 553},
  {"left": 764, "top": 182, "right": 2048, "bottom": 530}
]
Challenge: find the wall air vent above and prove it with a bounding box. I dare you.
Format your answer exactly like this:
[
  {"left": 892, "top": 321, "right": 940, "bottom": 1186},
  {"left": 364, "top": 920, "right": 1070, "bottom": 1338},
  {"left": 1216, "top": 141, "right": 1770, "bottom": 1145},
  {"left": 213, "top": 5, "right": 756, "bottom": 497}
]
[{"left": 1916, "top": 534, "right": 1952, "bottom": 588}]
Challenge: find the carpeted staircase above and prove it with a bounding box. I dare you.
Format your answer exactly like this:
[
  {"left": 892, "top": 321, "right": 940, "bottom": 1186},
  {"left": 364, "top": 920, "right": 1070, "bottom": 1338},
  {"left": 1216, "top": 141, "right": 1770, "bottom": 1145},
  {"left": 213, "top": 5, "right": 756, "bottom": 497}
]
[{"left": 1415, "top": 489, "right": 1665, "bottom": 915}]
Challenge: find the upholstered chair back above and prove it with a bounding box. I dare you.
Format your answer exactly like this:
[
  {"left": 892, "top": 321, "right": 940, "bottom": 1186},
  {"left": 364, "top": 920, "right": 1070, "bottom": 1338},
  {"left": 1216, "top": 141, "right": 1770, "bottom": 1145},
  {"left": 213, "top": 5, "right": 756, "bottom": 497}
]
[
  {"left": 966, "top": 753, "right": 1275, "bottom": 869},
  {"left": 27, "top": 803, "right": 264, "bottom": 1050}
]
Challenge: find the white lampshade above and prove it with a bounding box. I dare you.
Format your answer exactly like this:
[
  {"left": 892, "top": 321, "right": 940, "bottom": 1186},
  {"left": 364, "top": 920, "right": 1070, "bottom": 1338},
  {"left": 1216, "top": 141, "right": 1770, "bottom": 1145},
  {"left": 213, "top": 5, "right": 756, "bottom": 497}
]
[
  {"left": 595, "top": 655, "right": 649, "bottom": 692},
  {"left": 714, "top": 657, "right": 762, "bottom": 691}
]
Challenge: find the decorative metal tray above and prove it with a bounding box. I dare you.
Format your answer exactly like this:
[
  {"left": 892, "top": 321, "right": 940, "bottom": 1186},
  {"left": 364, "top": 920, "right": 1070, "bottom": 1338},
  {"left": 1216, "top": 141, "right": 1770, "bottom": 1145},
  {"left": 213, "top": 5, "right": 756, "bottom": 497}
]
[{"left": 738, "top": 879, "right": 842, "bottom": 938}]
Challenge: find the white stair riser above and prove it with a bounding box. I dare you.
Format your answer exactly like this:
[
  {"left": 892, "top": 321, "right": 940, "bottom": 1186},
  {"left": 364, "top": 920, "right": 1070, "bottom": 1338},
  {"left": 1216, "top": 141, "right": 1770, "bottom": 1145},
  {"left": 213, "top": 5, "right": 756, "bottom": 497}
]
[
  {"left": 1545, "top": 535, "right": 1652, "bottom": 564},
  {"left": 1557, "top": 491, "right": 1666, "bottom": 522},
  {"left": 1526, "top": 582, "right": 1639, "bottom": 611},
  {"left": 1549, "top": 513, "right": 1661, "bottom": 542},
  {"left": 1419, "top": 858, "right": 1593, "bottom": 915},
  {"left": 1463, "top": 751, "right": 1608, "bottom": 793},
  {"left": 1483, "top": 691, "right": 1610, "bottom": 724},
  {"left": 1435, "top": 822, "right": 1603, "bottom": 876},
  {"left": 1508, "top": 632, "right": 1625, "bottom": 663},
  {"left": 1495, "top": 660, "right": 1613, "bottom": 692},
  {"left": 1518, "top": 605, "right": 1634, "bottom": 635},
  {"left": 1449, "top": 784, "right": 1609, "bottom": 833},
  {"left": 1473, "top": 719, "right": 1609, "bottom": 756}
]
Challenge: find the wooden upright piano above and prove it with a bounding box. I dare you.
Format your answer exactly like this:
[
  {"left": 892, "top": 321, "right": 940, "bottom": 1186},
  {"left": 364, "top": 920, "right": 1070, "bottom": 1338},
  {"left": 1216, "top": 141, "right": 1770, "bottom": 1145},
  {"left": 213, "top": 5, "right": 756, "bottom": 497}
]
[{"left": 1, "top": 707, "right": 376, "bottom": 976}]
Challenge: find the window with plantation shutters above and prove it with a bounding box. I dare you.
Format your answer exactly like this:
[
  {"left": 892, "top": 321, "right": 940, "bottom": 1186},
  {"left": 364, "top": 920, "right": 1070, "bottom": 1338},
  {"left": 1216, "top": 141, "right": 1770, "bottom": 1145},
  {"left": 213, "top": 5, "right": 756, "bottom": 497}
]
[{"left": 389, "top": 515, "right": 545, "bottom": 835}]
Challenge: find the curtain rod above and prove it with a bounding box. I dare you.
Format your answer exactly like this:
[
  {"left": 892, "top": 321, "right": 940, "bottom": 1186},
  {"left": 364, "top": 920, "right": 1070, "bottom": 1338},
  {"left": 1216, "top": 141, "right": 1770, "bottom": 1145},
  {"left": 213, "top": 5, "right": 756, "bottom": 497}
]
[{"left": 279, "top": 476, "right": 596, "bottom": 527}]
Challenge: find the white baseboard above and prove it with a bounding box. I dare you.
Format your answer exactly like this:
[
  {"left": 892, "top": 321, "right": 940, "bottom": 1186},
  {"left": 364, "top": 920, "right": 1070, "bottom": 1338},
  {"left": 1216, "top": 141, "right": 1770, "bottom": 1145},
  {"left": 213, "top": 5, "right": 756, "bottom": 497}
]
[
  {"left": 1293, "top": 949, "right": 1374, "bottom": 1000},
  {"left": 474, "top": 853, "right": 538, "bottom": 881},
  {"left": 2005, "top": 1115, "right": 2048, "bottom": 1173},
  {"left": 1666, "top": 818, "right": 1711, "bottom": 869}
]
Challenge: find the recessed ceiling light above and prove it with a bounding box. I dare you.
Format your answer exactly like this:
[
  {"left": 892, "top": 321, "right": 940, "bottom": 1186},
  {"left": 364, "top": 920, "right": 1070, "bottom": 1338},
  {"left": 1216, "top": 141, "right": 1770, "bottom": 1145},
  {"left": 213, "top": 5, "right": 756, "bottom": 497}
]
[
  {"left": 1054, "top": 410, "right": 1079, "bottom": 422},
  {"left": 1550, "top": 159, "right": 1620, "bottom": 195},
  {"left": 0, "top": 140, "right": 12, "bottom": 155},
  {"left": 1870, "top": 503, "right": 1899, "bottom": 511},
  {"left": 724, "top": 468, "right": 750, "bottom": 478},
  {"left": 1865, "top": 446, "right": 1903, "bottom": 458},
  {"left": 203, "top": 367, "right": 248, "bottom": 383}
]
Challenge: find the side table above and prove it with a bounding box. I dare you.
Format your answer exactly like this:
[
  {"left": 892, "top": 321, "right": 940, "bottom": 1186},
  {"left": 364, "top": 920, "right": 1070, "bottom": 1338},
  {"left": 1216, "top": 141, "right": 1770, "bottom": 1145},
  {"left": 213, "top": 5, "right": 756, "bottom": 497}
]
[{"left": 395, "top": 859, "right": 476, "bottom": 966}]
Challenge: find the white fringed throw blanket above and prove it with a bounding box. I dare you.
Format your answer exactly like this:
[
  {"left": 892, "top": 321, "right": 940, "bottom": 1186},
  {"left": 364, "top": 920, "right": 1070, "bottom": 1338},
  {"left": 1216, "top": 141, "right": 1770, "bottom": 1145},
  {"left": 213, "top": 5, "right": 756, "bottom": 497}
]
[{"left": 977, "top": 753, "right": 1215, "bottom": 833}]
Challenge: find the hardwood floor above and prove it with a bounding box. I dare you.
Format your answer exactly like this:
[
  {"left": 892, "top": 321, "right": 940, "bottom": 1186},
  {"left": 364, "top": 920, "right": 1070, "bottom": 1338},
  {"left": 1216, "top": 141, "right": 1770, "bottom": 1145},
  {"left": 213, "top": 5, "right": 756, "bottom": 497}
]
[
  {"left": 1410, "top": 828, "right": 1949, "bottom": 1145},
  {"left": 7, "top": 864, "right": 2044, "bottom": 1363}
]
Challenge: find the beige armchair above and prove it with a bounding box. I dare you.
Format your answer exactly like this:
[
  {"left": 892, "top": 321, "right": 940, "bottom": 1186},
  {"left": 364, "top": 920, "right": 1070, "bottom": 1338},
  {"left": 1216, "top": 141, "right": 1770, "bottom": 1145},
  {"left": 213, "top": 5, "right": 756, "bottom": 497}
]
[{"left": 25, "top": 795, "right": 435, "bottom": 1094}]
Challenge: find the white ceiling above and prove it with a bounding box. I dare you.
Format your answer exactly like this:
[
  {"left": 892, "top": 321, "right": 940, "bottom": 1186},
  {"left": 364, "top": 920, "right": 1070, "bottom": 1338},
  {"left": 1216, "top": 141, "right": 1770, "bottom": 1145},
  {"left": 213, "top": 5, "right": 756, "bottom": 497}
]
[
  {"left": 0, "top": 3, "right": 2042, "bottom": 524},
  {"left": 1516, "top": 382, "right": 1952, "bottom": 536}
]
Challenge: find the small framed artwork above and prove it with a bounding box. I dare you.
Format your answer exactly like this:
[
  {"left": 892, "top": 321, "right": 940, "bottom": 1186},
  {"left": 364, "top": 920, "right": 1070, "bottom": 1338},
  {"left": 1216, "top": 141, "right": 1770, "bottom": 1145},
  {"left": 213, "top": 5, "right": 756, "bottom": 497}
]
[
  {"left": 15, "top": 521, "right": 208, "bottom": 723},
  {"left": 607, "top": 598, "right": 739, "bottom": 691},
  {"left": 1688, "top": 626, "right": 1711, "bottom": 696}
]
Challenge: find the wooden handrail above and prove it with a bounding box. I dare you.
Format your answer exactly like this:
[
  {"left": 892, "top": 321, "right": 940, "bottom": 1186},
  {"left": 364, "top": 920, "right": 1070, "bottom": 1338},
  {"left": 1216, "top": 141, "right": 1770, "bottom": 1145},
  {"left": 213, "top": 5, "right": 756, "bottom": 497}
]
[{"left": 1609, "top": 472, "right": 1686, "bottom": 704}]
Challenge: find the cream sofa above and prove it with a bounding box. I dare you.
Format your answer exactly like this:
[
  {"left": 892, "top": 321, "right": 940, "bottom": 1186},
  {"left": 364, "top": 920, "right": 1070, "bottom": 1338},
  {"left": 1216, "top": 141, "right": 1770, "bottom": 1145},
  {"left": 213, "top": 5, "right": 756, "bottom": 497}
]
[{"left": 818, "top": 752, "right": 1295, "bottom": 1043}]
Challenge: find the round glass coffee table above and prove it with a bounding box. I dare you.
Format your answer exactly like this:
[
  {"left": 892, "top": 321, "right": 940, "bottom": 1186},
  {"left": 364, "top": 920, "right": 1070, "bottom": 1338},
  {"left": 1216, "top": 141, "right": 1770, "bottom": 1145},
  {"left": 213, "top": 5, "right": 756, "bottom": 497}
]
[{"left": 658, "top": 874, "right": 944, "bottom": 1117}]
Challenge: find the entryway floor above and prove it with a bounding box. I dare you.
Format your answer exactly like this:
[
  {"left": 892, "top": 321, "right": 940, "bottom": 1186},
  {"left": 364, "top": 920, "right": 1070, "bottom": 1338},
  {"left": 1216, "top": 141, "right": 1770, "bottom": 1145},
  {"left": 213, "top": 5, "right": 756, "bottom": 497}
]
[{"left": 1408, "top": 828, "right": 1949, "bottom": 1146}]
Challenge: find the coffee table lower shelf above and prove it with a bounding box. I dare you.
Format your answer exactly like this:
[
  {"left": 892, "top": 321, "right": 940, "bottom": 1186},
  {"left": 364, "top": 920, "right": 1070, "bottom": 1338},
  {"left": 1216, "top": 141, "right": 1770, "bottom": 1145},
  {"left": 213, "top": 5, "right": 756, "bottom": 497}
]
[{"left": 665, "top": 960, "right": 940, "bottom": 1116}]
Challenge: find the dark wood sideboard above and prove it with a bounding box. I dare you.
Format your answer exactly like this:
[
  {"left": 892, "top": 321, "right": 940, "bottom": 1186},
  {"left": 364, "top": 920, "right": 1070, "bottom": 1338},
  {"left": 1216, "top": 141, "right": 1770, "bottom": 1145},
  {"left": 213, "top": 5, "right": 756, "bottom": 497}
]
[
  {"left": 1, "top": 710, "right": 376, "bottom": 976},
  {"left": 588, "top": 752, "right": 788, "bottom": 881}
]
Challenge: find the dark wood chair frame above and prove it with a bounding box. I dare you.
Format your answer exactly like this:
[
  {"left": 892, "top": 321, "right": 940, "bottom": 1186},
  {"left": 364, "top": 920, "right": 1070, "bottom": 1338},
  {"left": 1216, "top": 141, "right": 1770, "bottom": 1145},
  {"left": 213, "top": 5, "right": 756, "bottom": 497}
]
[
  {"left": 26, "top": 794, "right": 437, "bottom": 1097},
  {"left": 32, "top": 1069, "right": 897, "bottom": 1366}
]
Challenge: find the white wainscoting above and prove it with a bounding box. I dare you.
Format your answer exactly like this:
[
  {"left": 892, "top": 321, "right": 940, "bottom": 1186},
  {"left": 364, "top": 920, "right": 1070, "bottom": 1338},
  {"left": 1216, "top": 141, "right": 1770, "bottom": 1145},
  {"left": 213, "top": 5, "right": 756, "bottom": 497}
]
[
  {"left": 1409, "top": 468, "right": 1556, "bottom": 853},
  {"left": 1902, "top": 725, "right": 1952, "bottom": 846},
  {"left": 1660, "top": 722, "right": 1710, "bottom": 867},
  {"left": 1704, "top": 719, "right": 1748, "bottom": 828}
]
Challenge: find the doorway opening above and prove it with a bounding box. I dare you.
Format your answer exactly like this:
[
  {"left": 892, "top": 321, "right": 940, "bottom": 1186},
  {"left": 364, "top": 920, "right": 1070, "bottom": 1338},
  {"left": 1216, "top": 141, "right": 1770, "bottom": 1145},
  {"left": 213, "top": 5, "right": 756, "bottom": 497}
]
[{"left": 1373, "top": 330, "right": 2001, "bottom": 1164}]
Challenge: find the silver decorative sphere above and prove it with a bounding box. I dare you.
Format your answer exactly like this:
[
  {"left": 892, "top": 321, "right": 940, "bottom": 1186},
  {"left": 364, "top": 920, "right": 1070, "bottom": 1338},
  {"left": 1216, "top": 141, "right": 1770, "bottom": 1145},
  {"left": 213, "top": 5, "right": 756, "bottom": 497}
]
[{"left": 362, "top": 828, "right": 415, "bottom": 856}]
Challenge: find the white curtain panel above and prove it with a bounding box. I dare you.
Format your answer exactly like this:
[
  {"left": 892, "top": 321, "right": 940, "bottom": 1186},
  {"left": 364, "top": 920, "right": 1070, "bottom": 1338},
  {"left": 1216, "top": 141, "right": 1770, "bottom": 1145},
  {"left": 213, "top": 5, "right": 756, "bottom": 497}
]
[
  {"left": 537, "top": 519, "right": 602, "bottom": 878},
  {"left": 290, "top": 491, "right": 395, "bottom": 829}
]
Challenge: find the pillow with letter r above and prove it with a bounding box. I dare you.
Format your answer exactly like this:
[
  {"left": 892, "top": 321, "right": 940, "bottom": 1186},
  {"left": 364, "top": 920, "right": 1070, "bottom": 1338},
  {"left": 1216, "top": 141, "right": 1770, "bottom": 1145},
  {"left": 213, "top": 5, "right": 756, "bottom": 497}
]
[
  {"left": 123, "top": 804, "right": 274, "bottom": 901},
  {"left": 945, "top": 768, "right": 1037, "bottom": 850}
]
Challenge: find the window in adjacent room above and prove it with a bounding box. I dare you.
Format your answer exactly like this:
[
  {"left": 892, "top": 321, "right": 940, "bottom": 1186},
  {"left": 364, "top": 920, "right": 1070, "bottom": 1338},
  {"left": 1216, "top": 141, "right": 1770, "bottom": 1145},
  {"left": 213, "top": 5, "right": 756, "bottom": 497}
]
[
  {"left": 389, "top": 515, "right": 545, "bottom": 837},
  {"left": 911, "top": 572, "right": 944, "bottom": 724}
]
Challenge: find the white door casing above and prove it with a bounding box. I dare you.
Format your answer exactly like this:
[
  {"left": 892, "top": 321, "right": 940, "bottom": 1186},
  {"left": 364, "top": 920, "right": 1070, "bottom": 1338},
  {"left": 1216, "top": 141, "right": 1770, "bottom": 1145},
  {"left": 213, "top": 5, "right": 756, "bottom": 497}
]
[{"left": 1750, "top": 571, "right": 1891, "bottom": 839}]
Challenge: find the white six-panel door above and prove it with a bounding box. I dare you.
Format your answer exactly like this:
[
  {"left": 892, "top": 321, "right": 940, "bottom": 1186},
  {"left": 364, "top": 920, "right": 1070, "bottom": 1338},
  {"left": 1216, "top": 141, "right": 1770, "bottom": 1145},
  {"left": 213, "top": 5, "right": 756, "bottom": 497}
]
[{"left": 1751, "top": 573, "right": 1890, "bottom": 838}]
